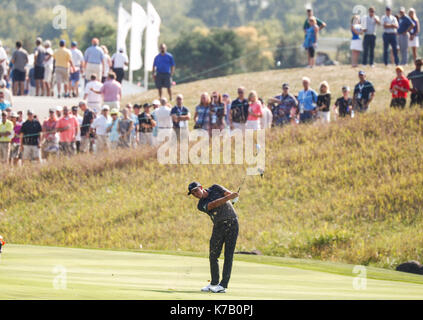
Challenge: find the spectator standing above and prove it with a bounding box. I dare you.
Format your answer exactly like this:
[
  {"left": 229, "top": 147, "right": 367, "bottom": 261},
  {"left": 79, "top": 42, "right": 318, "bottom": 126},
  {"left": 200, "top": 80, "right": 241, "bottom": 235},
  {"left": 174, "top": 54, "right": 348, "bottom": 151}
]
[
  {"left": 334, "top": 86, "right": 354, "bottom": 118},
  {"left": 407, "top": 58, "right": 423, "bottom": 107},
  {"left": 107, "top": 108, "right": 120, "bottom": 149},
  {"left": 303, "top": 8, "right": 326, "bottom": 32},
  {"left": 43, "top": 40, "right": 54, "bottom": 97},
  {"left": 41, "top": 108, "right": 59, "bottom": 159},
  {"left": 17, "top": 111, "right": 23, "bottom": 124},
  {"left": 390, "top": 66, "right": 410, "bottom": 109},
  {"left": 352, "top": 71, "right": 376, "bottom": 113},
  {"left": 151, "top": 100, "right": 160, "bottom": 145},
  {"left": 72, "top": 106, "right": 83, "bottom": 152},
  {"left": 79, "top": 101, "right": 96, "bottom": 153},
  {"left": 11, "top": 41, "right": 29, "bottom": 96},
  {"left": 229, "top": 87, "right": 249, "bottom": 131},
  {"left": 297, "top": 77, "right": 318, "bottom": 123},
  {"left": 397, "top": 7, "right": 416, "bottom": 66},
  {"left": 84, "top": 38, "right": 104, "bottom": 82},
  {"left": 171, "top": 94, "right": 190, "bottom": 142},
  {"left": 117, "top": 108, "right": 133, "bottom": 148},
  {"left": 111, "top": 48, "right": 129, "bottom": 84},
  {"left": 260, "top": 101, "right": 273, "bottom": 129},
  {"left": 155, "top": 97, "right": 173, "bottom": 141},
  {"left": 56, "top": 106, "right": 79, "bottom": 156},
  {"left": 131, "top": 104, "right": 141, "bottom": 147},
  {"left": 19, "top": 109, "right": 42, "bottom": 163},
  {"left": 90, "top": 105, "right": 111, "bottom": 153},
  {"left": 153, "top": 44, "right": 175, "bottom": 101},
  {"left": 70, "top": 41, "right": 84, "bottom": 98},
  {"left": 139, "top": 103, "right": 156, "bottom": 146},
  {"left": 210, "top": 92, "right": 226, "bottom": 131},
  {"left": 33, "top": 37, "right": 46, "bottom": 96},
  {"left": 194, "top": 93, "right": 211, "bottom": 133},
  {"left": 303, "top": 17, "right": 319, "bottom": 68},
  {"left": 317, "top": 81, "right": 331, "bottom": 123},
  {"left": 245, "top": 91, "right": 263, "bottom": 130},
  {"left": 97, "top": 73, "right": 122, "bottom": 110},
  {"left": 101, "top": 46, "right": 112, "bottom": 84},
  {"left": 0, "top": 91, "right": 11, "bottom": 111},
  {"left": 53, "top": 40, "right": 75, "bottom": 98},
  {"left": 9, "top": 112, "right": 21, "bottom": 166},
  {"left": 408, "top": 9, "right": 420, "bottom": 63},
  {"left": 0, "top": 80, "right": 13, "bottom": 106},
  {"left": 362, "top": 7, "right": 380, "bottom": 67},
  {"left": 126, "top": 104, "right": 139, "bottom": 148},
  {"left": 351, "top": 15, "right": 363, "bottom": 68},
  {"left": 268, "top": 83, "right": 298, "bottom": 127},
  {"left": 382, "top": 7, "right": 399, "bottom": 66},
  {"left": 0, "top": 41, "right": 8, "bottom": 81},
  {"left": 0, "top": 111, "right": 13, "bottom": 164},
  {"left": 222, "top": 93, "right": 231, "bottom": 130},
  {"left": 84, "top": 74, "right": 103, "bottom": 114},
  {"left": 55, "top": 106, "right": 63, "bottom": 120}
]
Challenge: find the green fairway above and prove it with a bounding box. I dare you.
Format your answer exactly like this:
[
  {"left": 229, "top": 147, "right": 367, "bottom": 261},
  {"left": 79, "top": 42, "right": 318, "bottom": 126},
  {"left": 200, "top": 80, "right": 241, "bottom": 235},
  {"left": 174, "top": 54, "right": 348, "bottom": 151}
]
[{"left": 1, "top": 245, "right": 423, "bottom": 300}]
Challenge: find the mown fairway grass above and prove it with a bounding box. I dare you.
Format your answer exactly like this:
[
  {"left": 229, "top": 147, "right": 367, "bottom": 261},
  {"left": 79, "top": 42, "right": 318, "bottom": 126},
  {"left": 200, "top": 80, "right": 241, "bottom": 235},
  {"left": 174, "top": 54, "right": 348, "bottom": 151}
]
[
  {"left": 1, "top": 65, "right": 423, "bottom": 269},
  {"left": 1, "top": 244, "right": 423, "bottom": 300}
]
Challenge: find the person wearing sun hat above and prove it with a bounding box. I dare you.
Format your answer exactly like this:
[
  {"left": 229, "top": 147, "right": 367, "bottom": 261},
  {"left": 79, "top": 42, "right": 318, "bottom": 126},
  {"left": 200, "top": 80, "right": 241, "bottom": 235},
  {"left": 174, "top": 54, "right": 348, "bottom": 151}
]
[{"left": 107, "top": 108, "right": 120, "bottom": 149}]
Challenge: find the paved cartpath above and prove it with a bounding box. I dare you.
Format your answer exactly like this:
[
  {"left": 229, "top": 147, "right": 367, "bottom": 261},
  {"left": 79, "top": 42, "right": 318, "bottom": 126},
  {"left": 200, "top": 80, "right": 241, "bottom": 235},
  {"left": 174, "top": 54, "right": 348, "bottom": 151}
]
[
  {"left": 11, "top": 80, "right": 145, "bottom": 120},
  {"left": 12, "top": 96, "right": 81, "bottom": 120}
]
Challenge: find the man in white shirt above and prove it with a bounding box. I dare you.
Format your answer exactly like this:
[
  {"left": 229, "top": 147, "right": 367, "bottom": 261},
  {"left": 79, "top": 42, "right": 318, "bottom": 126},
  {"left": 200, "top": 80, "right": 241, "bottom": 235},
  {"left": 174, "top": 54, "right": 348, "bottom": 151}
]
[
  {"left": 90, "top": 105, "right": 111, "bottom": 153},
  {"left": 154, "top": 97, "right": 173, "bottom": 145},
  {"left": 362, "top": 6, "right": 380, "bottom": 66},
  {"left": 84, "top": 74, "right": 103, "bottom": 114},
  {"left": 70, "top": 41, "right": 84, "bottom": 98},
  {"left": 382, "top": 6, "right": 399, "bottom": 66},
  {"left": 0, "top": 41, "right": 8, "bottom": 81},
  {"left": 111, "top": 49, "right": 129, "bottom": 84}
]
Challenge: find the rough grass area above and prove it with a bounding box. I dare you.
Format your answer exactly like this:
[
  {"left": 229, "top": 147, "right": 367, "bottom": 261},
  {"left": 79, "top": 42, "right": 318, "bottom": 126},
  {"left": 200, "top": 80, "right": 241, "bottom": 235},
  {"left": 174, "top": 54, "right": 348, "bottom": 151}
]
[{"left": 1, "top": 65, "right": 423, "bottom": 269}]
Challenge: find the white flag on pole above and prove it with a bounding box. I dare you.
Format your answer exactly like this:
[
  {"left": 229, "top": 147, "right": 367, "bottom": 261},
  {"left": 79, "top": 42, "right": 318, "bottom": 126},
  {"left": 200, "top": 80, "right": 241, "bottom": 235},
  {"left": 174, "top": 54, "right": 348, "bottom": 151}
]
[
  {"left": 145, "top": 1, "right": 161, "bottom": 72},
  {"left": 130, "top": 1, "right": 147, "bottom": 72},
  {"left": 117, "top": 4, "right": 132, "bottom": 56}
]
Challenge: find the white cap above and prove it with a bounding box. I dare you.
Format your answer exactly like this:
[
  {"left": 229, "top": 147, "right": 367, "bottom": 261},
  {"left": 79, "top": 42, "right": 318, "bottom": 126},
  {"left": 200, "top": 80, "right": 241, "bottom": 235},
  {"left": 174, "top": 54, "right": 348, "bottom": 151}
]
[
  {"left": 102, "top": 105, "right": 110, "bottom": 111},
  {"left": 55, "top": 106, "right": 63, "bottom": 112},
  {"left": 152, "top": 100, "right": 160, "bottom": 106}
]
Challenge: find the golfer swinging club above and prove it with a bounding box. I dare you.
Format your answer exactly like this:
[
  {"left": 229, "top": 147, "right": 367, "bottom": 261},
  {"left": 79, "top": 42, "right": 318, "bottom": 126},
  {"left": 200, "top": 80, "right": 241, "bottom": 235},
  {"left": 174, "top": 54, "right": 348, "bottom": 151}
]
[{"left": 188, "top": 182, "right": 239, "bottom": 293}]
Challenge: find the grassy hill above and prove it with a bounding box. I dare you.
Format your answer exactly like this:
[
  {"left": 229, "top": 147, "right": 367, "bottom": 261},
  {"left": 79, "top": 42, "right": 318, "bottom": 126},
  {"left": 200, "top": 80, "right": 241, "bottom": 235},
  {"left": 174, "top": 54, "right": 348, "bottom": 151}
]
[{"left": 1, "top": 65, "right": 423, "bottom": 269}]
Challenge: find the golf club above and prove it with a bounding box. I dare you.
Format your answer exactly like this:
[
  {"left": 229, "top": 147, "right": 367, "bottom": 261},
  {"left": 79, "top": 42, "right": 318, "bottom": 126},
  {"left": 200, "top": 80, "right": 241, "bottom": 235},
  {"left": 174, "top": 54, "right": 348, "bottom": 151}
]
[{"left": 233, "top": 144, "right": 265, "bottom": 204}]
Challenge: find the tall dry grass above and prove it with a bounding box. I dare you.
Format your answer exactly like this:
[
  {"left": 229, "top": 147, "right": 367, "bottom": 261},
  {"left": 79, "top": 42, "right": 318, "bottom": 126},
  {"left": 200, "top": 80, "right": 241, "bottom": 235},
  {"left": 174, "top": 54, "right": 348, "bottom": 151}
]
[{"left": 1, "top": 65, "right": 423, "bottom": 269}]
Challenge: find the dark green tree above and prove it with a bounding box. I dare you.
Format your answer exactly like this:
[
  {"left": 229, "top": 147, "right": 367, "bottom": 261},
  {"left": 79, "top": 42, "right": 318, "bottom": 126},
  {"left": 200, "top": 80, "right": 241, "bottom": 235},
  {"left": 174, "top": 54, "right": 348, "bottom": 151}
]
[
  {"left": 171, "top": 29, "right": 244, "bottom": 83},
  {"left": 82, "top": 22, "right": 116, "bottom": 53}
]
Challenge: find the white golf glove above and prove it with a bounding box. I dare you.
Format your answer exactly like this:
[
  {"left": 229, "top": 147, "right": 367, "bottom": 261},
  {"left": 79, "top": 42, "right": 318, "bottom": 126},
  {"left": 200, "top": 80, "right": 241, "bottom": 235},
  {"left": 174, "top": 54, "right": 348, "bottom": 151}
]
[{"left": 232, "top": 197, "right": 239, "bottom": 204}]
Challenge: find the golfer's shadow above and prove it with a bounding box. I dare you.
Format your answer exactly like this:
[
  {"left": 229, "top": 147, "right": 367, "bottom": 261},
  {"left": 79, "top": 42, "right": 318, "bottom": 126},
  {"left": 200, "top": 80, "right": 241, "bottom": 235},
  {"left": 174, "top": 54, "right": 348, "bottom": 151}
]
[{"left": 146, "top": 289, "right": 206, "bottom": 294}]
